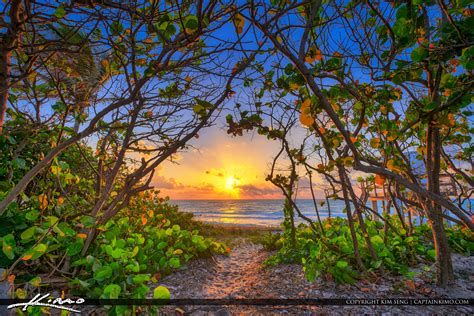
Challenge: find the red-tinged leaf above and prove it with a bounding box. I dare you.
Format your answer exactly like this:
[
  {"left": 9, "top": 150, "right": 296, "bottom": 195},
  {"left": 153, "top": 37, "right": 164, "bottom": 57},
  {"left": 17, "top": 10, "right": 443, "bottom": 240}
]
[{"left": 405, "top": 280, "right": 416, "bottom": 290}]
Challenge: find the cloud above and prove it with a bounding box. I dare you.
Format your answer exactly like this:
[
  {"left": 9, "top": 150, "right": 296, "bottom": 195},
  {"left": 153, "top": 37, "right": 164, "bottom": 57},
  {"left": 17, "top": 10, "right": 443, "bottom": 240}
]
[
  {"left": 153, "top": 175, "right": 184, "bottom": 189},
  {"left": 154, "top": 174, "right": 216, "bottom": 194},
  {"left": 157, "top": 182, "right": 219, "bottom": 200},
  {"left": 188, "top": 183, "right": 216, "bottom": 193},
  {"left": 294, "top": 177, "right": 325, "bottom": 199},
  {"left": 236, "top": 184, "right": 281, "bottom": 197},
  {"left": 205, "top": 169, "right": 225, "bottom": 177}
]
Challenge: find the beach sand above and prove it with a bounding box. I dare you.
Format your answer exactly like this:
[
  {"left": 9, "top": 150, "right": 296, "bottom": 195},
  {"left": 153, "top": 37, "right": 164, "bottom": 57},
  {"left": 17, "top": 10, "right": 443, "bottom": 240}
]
[{"left": 153, "top": 224, "right": 473, "bottom": 315}]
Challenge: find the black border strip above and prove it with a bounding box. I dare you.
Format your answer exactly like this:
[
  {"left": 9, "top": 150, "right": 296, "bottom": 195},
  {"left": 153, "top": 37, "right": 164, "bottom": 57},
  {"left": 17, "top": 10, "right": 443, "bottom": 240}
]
[{"left": 1, "top": 298, "right": 473, "bottom": 306}]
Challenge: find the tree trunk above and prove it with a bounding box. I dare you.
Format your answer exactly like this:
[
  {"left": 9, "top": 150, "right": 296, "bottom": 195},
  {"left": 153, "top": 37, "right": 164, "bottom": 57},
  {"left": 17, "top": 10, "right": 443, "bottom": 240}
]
[
  {"left": 0, "top": 50, "right": 10, "bottom": 135},
  {"left": 325, "top": 192, "right": 332, "bottom": 218},
  {"left": 343, "top": 171, "right": 378, "bottom": 261},
  {"left": 428, "top": 210, "right": 454, "bottom": 286},
  {"left": 427, "top": 121, "right": 454, "bottom": 286},
  {"left": 338, "top": 167, "right": 365, "bottom": 270},
  {"left": 307, "top": 167, "right": 325, "bottom": 232},
  {"left": 283, "top": 197, "right": 296, "bottom": 247},
  {"left": 0, "top": 0, "right": 27, "bottom": 135}
]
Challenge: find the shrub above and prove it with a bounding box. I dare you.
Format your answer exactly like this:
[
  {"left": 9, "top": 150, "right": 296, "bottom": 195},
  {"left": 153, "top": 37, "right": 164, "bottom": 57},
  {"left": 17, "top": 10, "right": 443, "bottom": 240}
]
[
  {"left": 265, "top": 216, "right": 473, "bottom": 284},
  {"left": 0, "top": 118, "right": 227, "bottom": 315}
]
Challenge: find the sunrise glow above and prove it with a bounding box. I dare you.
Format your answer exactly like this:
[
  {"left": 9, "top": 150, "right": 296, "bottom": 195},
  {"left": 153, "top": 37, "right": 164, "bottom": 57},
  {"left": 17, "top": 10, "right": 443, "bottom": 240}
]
[
  {"left": 224, "top": 175, "right": 240, "bottom": 197},
  {"left": 151, "top": 131, "right": 301, "bottom": 200}
]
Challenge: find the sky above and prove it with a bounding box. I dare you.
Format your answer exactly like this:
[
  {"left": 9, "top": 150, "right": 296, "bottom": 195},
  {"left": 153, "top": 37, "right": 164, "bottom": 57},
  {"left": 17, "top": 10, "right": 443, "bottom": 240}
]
[
  {"left": 144, "top": 6, "right": 294, "bottom": 201},
  {"left": 149, "top": 112, "right": 338, "bottom": 201},
  {"left": 152, "top": 122, "right": 285, "bottom": 200},
  {"left": 140, "top": 2, "right": 359, "bottom": 201}
]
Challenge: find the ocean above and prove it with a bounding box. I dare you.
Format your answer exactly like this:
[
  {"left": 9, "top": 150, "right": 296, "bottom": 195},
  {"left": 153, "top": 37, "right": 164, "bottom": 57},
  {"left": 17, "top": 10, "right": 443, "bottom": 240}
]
[
  {"left": 171, "top": 198, "right": 471, "bottom": 227},
  {"left": 171, "top": 199, "right": 348, "bottom": 227}
]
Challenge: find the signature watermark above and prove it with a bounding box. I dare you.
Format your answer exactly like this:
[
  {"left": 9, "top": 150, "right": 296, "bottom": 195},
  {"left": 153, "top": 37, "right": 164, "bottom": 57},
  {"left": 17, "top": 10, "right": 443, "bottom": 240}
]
[{"left": 7, "top": 293, "right": 84, "bottom": 313}]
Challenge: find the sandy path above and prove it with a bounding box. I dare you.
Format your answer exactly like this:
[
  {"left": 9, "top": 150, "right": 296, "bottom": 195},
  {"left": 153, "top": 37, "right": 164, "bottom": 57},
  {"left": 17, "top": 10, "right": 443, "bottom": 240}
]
[
  {"left": 155, "top": 240, "right": 319, "bottom": 314},
  {"left": 155, "top": 240, "right": 473, "bottom": 315},
  {"left": 202, "top": 242, "right": 269, "bottom": 299}
]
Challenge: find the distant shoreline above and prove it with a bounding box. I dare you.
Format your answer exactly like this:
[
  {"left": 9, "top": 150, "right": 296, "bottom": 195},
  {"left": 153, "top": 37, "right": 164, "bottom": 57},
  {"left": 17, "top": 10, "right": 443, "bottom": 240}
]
[
  {"left": 206, "top": 222, "right": 282, "bottom": 232},
  {"left": 170, "top": 198, "right": 324, "bottom": 201}
]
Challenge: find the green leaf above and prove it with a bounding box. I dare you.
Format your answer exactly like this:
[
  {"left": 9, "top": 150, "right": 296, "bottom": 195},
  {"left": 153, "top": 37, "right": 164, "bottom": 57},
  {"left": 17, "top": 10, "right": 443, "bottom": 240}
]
[
  {"left": 157, "top": 241, "right": 167, "bottom": 250},
  {"left": 393, "top": 18, "right": 408, "bottom": 37},
  {"left": 336, "top": 260, "right": 348, "bottom": 269},
  {"left": 80, "top": 216, "right": 95, "bottom": 228},
  {"left": 71, "top": 278, "right": 90, "bottom": 289},
  {"left": 102, "top": 284, "right": 121, "bottom": 299},
  {"left": 131, "top": 246, "right": 139, "bottom": 257},
  {"left": 153, "top": 286, "right": 170, "bottom": 300},
  {"left": 164, "top": 23, "right": 177, "bottom": 38},
  {"left": 58, "top": 223, "right": 76, "bottom": 237},
  {"left": 411, "top": 47, "right": 428, "bottom": 62},
  {"left": 461, "top": 46, "right": 474, "bottom": 70},
  {"left": 110, "top": 21, "right": 124, "bottom": 36},
  {"left": 111, "top": 248, "right": 125, "bottom": 259},
  {"left": 192, "top": 104, "right": 205, "bottom": 115},
  {"left": 169, "top": 257, "right": 180, "bottom": 269},
  {"left": 22, "top": 243, "right": 48, "bottom": 261},
  {"left": 132, "top": 284, "right": 150, "bottom": 299},
  {"left": 29, "top": 276, "right": 42, "bottom": 287},
  {"left": 52, "top": 101, "right": 66, "bottom": 113},
  {"left": 115, "top": 306, "right": 130, "bottom": 315},
  {"left": 422, "top": 102, "right": 437, "bottom": 112},
  {"left": 126, "top": 261, "right": 140, "bottom": 273},
  {"left": 132, "top": 274, "right": 150, "bottom": 284},
  {"left": 32, "top": 243, "right": 47, "bottom": 256},
  {"left": 427, "top": 249, "right": 436, "bottom": 260},
  {"left": 396, "top": 4, "right": 408, "bottom": 19},
  {"left": 370, "top": 235, "right": 384, "bottom": 245},
  {"left": 440, "top": 74, "right": 456, "bottom": 89},
  {"left": 193, "top": 98, "right": 214, "bottom": 117},
  {"left": 195, "top": 98, "right": 213, "bottom": 109},
  {"left": 25, "top": 210, "right": 39, "bottom": 221},
  {"left": 2, "top": 234, "right": 16, "bottom": 260},
  {"left": 54, "top": 5, "right": 66, "bottom": 18},
  {"left": 12, "top": 158, "right": 27, "bottom": 170},
  {"left": 67, "top": 241, "right": 83, "bottom": 256},
  {"left": 341, "top": 272, "right": 355, "bottom": 284},
  {"left": 372, "top": 260, "right": 383, "bottom": 269},
  {"left": 20, "top": 227, "right": 36, "bottom": 240},
  {"left": 94, "top": 265, "right": 113, "bottom": 281},
  {"left": 45, "top": 216, "right": 59, "bottom": 228},
  {"left": 184, "top": 15, "right": 199, "bottom": 31}
]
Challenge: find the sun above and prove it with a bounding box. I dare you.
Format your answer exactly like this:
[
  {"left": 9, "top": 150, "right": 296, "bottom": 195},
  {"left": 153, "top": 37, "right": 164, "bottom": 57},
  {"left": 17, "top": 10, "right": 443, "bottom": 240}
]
[
  {"left": 224, "top": 176, "right": 241, "bottom": 198},
  {"left": 225, "top": 176, "right": 239, "bottom": 190}
]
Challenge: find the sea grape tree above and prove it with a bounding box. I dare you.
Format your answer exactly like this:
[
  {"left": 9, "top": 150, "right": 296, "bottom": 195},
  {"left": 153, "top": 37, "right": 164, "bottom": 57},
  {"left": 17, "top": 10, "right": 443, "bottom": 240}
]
[
  {"left": 226, "top": 0, "right": 473, "bottom": 285},
  {"left": 0, "top": 0, "right": 258, "bottom": 254}
]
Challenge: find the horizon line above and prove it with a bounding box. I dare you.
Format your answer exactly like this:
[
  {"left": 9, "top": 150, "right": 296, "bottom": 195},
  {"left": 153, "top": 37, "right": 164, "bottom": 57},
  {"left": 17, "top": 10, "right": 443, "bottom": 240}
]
[{"left": 168, "top": 198, "right": 326, "bottom": 201}]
